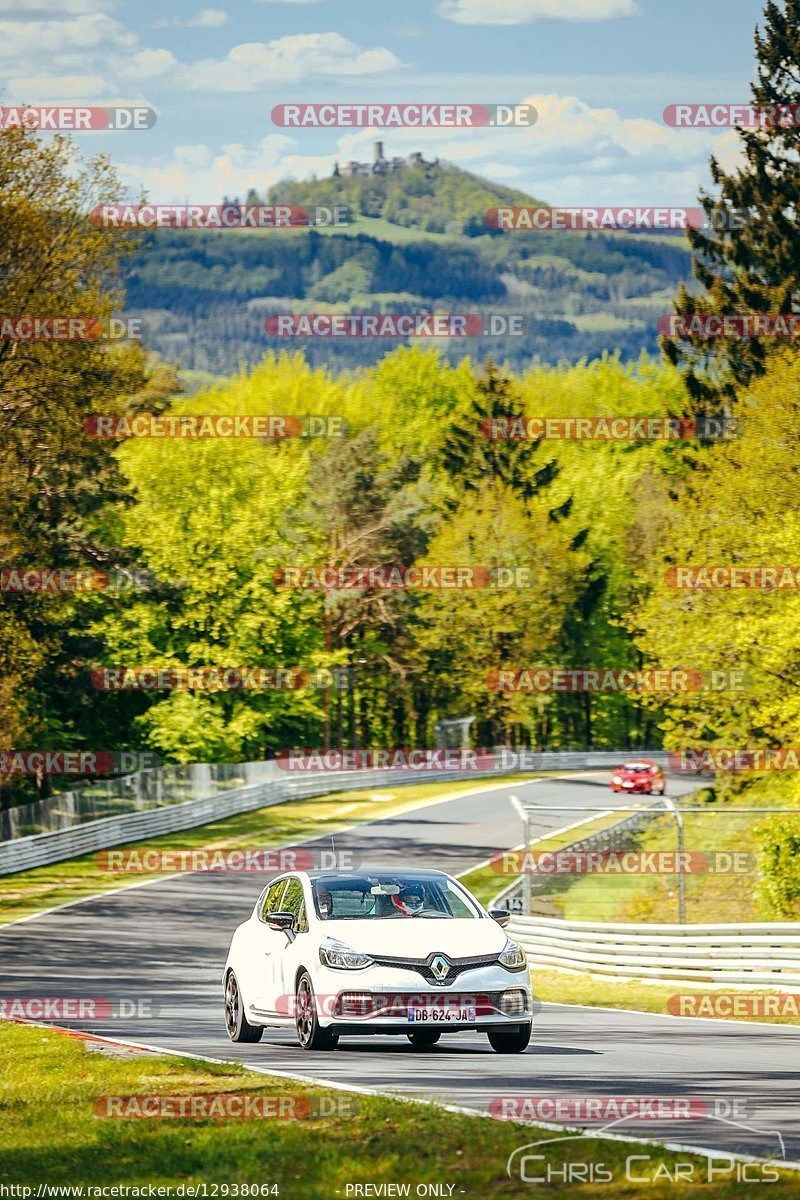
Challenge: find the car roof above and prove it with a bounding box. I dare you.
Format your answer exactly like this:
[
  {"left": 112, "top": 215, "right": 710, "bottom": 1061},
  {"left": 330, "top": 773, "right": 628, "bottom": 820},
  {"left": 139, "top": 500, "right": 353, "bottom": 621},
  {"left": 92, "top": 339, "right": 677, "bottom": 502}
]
[{"left": 303, "top": 867, "right": 450, "bottom": 880}]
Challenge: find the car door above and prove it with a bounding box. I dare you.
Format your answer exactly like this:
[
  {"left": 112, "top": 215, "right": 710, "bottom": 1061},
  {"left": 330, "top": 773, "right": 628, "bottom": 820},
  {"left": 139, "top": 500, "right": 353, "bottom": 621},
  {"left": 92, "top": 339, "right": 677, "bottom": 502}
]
[
  {"left": 253, "top": 876, "right": 289, "bottom": 1011},
  {"left": 274, "top": 877, "right": 311, "bottom": 1016}
]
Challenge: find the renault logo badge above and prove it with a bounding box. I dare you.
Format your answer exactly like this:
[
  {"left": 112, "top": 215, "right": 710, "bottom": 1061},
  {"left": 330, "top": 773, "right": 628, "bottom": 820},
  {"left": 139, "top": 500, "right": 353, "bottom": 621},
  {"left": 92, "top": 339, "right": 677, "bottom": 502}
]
[{"left": 430, "top": 954, "right": 450, "bottom": 980}]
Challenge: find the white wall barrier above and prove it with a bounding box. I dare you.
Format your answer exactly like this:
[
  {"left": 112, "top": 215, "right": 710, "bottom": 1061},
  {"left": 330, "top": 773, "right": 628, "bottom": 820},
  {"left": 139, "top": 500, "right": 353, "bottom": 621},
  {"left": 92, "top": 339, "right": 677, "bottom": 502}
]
[{"left": 507, "top": 914, "right": 800, "bottom": 986}]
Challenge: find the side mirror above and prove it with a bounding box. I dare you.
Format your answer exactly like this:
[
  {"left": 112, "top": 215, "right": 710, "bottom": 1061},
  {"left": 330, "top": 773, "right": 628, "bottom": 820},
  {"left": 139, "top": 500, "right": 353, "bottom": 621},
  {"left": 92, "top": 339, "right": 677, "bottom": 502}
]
[
  {"left": 267, "top": 911, "right": 296, "bottom": 941},
  {"left": 489, "top": 908, "right": 510, "bottom": 928}
]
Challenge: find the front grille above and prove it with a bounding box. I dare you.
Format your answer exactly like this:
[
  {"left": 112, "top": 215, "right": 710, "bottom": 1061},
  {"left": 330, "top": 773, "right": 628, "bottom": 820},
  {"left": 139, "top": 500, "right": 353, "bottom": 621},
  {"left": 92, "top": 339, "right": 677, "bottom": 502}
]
[
  {"left": 369, "top": 950, "right": 501, "bottom": 986},
  {"left": 335, "top": 991, "right": 499, "bottom": 1018}
]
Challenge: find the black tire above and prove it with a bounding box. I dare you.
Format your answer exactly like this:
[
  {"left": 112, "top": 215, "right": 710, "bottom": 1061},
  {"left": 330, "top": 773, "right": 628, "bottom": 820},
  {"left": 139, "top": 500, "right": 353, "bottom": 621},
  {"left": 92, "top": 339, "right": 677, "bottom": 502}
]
[
  {"left": 224, "top": 970, "right": 263, "bottom": 1043},
  {"left": 487, "top": 1023, "right": 532, "bottom": 1054},
  {"left": 295, "top": 971, "right": 339, "bottom": 1050},
  {"left": 407, "top": 1029, "right": 441, "bottom": 1047}
]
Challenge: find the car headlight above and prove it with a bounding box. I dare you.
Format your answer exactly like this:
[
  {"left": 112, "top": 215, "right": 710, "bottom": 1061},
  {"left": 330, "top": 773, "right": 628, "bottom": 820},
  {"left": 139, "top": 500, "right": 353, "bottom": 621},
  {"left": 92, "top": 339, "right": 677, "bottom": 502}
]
[
  {"left": 319, "top": 939, "right": 374, "bottom": 970},
  {"left": 612, "top": 775, "right": 622, "bottom": 784},
  {"left": 498, "top": 938, "right": 527, "bottom": 971}
]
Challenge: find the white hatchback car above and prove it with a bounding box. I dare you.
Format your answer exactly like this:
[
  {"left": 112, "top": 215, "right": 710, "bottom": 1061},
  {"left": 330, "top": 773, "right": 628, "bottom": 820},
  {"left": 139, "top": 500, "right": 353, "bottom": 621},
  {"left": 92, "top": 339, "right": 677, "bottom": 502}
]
[{"left": 223, "top": 868, "right": 532, "bottom": 1053}]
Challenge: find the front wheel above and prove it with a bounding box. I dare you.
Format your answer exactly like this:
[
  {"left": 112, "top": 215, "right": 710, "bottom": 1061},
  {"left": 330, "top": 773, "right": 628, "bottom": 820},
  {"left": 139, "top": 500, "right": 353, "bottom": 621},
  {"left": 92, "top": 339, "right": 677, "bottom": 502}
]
[
  {"left": 295, "top": 971, "right": 339, "bottom": 1051},
  {"left": 487, "top": 1023, "right": 531, "bottom": 1054},
  {"left": 224, "top": 971, "right": 263, "bottom": 1043},
  {"left": 407, "top": 1029, "right": 441, "bottom": 1048}
]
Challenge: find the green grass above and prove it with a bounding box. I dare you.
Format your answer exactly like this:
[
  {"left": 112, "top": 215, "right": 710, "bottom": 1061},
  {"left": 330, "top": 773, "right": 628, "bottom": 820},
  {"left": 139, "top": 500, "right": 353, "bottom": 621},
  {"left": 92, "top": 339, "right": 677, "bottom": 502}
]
[
  {"left": 1, "top": 1022, "right": 795, "bottom": 1197},
  {"left": 0, "top": 774, "right": 542, "bottom": 925},
  {"left": 569, "top": 313, "right": 648, "bottom": 333},
  {"left": 533, "top": 969, "right": 800, "bottom": 1028},
  {"left": 313, "top": 214, "right": 460, "bottom": 244},
  {"left": 227, "top": 216, "right": 460, "bottom": 245}
]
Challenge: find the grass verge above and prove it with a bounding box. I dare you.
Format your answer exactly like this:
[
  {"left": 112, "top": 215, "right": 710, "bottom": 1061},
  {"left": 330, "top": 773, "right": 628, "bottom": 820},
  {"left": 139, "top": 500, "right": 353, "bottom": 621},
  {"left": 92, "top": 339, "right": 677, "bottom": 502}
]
[
  {"left": 0, "top": 1021, "right": 794, "bottom": 1197},
  {"left": 533, "top": 969, "right": 800, "bottom": 1027}
]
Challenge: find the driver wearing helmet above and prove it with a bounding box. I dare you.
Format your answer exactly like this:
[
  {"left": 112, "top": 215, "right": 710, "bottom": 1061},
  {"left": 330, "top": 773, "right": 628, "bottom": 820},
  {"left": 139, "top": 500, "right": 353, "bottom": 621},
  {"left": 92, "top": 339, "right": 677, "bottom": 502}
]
[
  {"left": 316, "top": 884, "right": 334, "bottom": 918},
  {"left": 391, "top": 882, "right": 426, "bottom": 916}
]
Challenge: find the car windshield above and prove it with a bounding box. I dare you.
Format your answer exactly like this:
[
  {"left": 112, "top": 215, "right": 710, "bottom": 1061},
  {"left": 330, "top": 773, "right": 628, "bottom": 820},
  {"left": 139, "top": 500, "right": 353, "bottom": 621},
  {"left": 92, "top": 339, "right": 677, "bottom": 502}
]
[
  {"left": 311, "top": 873, "right": 480, "bottom": 920},
  {"left": 623, "top": 762, "right": 652, "bottom": 771}
]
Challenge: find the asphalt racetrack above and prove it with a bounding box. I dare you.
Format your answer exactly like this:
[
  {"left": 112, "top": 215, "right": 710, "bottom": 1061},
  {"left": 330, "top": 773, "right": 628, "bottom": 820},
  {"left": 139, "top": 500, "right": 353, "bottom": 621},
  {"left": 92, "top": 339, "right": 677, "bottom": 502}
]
[{"left": 3, "top": 771, "right": 799, "bottom": 1166}]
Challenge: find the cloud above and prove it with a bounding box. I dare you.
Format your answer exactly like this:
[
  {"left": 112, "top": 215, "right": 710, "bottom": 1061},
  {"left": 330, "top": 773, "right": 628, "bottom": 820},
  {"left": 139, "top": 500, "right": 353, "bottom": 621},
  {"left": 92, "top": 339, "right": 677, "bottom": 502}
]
[
  {"left": 438, "top": 0, "right": 637, "bottom": 24},
  {"left": 116, "top": 135, "right": 296, "bottom": 201},
  {"left": 8, "top": 72, "right": 111, "bottom": 99},
  {"left": 153, "top": 8, "right": 228, "bottom": 28},
  {"left": 176, "top": 33, "right": 404, "bottom": 91},
  {"left": 0, "top": 0, "right": 113, "bottom": 14},
  {"left": 0, "top": 13, "right": 136, "bottom": 65},
  {"left": 392, "top": 23, "right": 425, "bottom": 37},
  {"left": 122, "top": 48, "right": 179, "bottom": 79}
]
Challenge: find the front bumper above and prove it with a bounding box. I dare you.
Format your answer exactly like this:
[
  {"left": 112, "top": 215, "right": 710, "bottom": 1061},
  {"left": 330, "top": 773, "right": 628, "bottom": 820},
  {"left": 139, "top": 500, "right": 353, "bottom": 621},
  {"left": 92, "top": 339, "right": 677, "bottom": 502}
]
[{"left": 313, "top": 962, "right": 532, "bottom": 1030}]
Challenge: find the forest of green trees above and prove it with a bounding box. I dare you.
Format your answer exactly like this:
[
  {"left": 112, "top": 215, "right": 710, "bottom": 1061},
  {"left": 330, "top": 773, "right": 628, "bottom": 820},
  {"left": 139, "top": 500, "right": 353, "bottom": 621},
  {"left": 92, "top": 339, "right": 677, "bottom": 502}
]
[{"left": 1, "top": 0, "right": 799, "bottom": 813}]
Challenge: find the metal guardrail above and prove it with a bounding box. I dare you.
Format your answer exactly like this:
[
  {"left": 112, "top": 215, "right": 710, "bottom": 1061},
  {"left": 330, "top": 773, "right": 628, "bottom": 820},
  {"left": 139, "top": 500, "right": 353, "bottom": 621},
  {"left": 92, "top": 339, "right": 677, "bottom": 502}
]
[
  {"left": 0, "top": 763, "right": 493, "bottom": 876},
  {"left": 507, "top": 915, "right": 800, "bottom": 985},
  {"left": 0, "top": 749, "right": 665, "bottom": 877},
  {"left": 0, "top": 761, "right": 276, "bottom": 841}
]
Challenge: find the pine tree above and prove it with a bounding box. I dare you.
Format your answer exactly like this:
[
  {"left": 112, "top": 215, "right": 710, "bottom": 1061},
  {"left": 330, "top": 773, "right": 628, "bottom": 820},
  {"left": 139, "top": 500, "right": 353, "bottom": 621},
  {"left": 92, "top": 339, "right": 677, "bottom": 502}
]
[
  {"left": 439, "top": 358, "right": 558, "bottom": 501},
  {"left": 661, "top": 0, "right": 800, "bottom": 417}
]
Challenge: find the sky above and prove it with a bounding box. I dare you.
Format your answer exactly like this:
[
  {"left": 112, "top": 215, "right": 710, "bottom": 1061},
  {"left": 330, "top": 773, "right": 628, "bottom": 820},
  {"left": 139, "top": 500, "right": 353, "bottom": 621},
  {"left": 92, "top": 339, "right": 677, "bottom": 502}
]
[{"left": 0, "top": 0, "right": 767, "bottom": 206}]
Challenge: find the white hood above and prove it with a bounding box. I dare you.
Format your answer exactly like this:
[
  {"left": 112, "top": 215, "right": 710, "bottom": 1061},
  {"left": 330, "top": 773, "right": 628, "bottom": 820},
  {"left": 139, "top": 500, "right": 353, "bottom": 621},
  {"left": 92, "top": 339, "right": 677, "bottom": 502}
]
[{"left": 319, "top": 917, "right": 507, "bottom": 958}]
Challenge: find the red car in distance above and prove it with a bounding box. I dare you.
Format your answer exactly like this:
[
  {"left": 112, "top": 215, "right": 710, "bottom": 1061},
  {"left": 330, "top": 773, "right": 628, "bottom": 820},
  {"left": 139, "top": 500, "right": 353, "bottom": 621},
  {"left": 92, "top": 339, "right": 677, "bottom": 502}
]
[{"left": 610, "top": 759, "right": 666, "bottom": 795}]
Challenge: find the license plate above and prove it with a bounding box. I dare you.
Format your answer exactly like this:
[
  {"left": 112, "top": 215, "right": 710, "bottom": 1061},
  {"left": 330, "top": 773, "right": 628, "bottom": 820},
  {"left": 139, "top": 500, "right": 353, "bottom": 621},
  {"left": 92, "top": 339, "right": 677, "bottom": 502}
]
[{"left": 408, "top": 1006, "right": 476, "bottom": 1023}]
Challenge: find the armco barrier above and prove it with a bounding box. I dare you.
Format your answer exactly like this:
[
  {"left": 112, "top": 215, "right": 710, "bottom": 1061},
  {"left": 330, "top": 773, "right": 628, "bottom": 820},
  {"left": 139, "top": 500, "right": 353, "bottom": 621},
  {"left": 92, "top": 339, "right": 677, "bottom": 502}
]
[
  {"left": 0, "top": 764, "right": 483, "bottom": 876},
  {"left": 0, "top": 750, "right": 668, "bottom": 876},
  {"left": 507, "top": 915, "right": 800, "bottom": 986}
]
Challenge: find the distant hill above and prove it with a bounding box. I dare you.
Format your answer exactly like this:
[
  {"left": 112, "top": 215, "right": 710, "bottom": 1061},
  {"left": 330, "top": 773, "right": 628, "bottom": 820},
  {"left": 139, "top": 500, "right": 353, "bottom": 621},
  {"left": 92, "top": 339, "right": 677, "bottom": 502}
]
[
  {"left": 124, "top": 154, "right": 692, "bottom": 376},
  {"left": 265, "top": 152, "right": 545, "bottom": 239}
]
